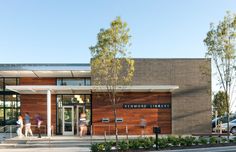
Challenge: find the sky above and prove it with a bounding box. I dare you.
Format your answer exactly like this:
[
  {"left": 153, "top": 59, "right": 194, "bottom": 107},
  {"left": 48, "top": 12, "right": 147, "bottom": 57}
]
[
  {"left": 0, "top": 0, "right": 236, "bottom": 64},
  {"left": 0, "top": 0, "right": 236, "bottom": 108}
]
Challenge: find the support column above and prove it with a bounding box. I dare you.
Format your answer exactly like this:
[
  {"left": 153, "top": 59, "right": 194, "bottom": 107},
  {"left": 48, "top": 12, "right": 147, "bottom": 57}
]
[{"left": 47, "top": 90, "right": 51, "bottom": 137}]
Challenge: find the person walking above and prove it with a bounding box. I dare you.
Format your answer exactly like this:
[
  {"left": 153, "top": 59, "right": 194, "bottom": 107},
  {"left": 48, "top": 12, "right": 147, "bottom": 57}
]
[
  {"left": 24, "top": 112, "right": 33, "bottom": 137},
  {"left": 140, "top": 116, "right": 147, "bottom": 137},
  {"left": 79, "top": 113, "right": 87, "bottom": 137},
  {"left": 35, "top": 113, "right": 43, "bottom": 138},
  {"left": 16, "top": 115, "right": 24, "bottom": 137}
]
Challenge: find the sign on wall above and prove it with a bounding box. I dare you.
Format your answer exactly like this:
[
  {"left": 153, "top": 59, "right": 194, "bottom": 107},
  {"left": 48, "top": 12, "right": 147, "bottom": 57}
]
[{"left": 123, "top": 103, "right": 171, "bottom": 109}]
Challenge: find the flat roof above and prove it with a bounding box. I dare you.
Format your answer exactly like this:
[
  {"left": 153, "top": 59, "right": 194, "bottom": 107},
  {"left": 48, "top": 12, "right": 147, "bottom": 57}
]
[
  {"left": 0, "top": 64, "right": 91, "bottom": 77},
  {"left": 6, "top": 85, "right": 179, "bottom": 94}
]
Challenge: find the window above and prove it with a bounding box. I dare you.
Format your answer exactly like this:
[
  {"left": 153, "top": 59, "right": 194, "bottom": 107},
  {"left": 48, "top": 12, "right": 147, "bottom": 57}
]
[
  {"left": 57, "top": 78, "right": 91, "bottom": 86},
  {"left": 0, "top": 78, "right": 20, "bottom": 128},
  {"left": 4, "top": 78, "right": 18, "bottom": 91},
  {"left": 4, "top": 95, "right": 20, "bottom": 125},
  {"left": 0, "top": 78, "right": 3, "bottom": 91}
]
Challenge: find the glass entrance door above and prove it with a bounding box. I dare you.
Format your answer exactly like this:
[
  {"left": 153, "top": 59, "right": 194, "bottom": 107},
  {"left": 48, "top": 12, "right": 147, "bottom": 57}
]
[
  {"left": 62, "top": 106, "right": 74, "bottom": 135},
  {"left": 76, "top": 105, "right": 85, "bottom": 136}
]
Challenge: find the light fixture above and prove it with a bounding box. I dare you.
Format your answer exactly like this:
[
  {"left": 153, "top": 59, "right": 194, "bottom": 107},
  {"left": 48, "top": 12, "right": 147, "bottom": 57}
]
[{"left": 12, "top": 95, "right": 16, "bottom": 98}]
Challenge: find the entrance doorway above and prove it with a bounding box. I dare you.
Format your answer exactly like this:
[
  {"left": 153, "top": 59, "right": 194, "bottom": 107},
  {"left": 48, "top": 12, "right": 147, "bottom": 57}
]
[
  {"left": 57, "top": 94, "right": 91, "bottom": 135},
  {"left": 62, "top": 105, "right": 87, "bottom": 135},
  {"left": 62, "top": 106, "right": 74, "bottom": 135},
  {"left": 76, "top": 105, "right": 85, "bottom": 136}
]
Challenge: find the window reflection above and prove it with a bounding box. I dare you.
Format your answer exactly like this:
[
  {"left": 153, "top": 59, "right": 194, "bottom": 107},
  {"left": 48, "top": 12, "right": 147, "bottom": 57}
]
[
  {"left": 56, "top": 94, "right": 91, "bottom": 134},
  {"left": 57, "top": 78, "right": 91, "bottom": 86},
  {"left": 0, "top": 78, "right": 3, "bottom": 91},
  {"left": 0, "top": 78, "right": 20, "bottom": 128}
]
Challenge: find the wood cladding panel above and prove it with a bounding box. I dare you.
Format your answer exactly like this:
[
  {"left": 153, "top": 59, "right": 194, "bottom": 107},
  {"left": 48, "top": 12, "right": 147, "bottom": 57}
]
[
  {"left": 20, "top": 78, "right": 56, "bottom": 85},
  {"left": 92, "top": 92, "right": 171, "bottom": 135},
  {"left": 19, "top": 78, "right": 57, "bottom": 134}
]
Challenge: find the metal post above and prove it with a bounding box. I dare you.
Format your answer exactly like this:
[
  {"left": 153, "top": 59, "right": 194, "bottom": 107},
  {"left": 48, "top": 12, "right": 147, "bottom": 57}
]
[
  {"left": 215, "top": 110, "right": 218, "bottom": 132},
  {"left": 156, "top": 133, "right": 159, "bottom": 151},
  {"left": 90, "top": 125, "right": 93, "bottom": 144},
  {"left": 104, "top": 130, "right": 107, "bottom": 142},
  {"left": 10, "top": 126, "right": 12, "bottom": 138},
  {"left": 47, "top": 90, "right": 51, "bottom": 137},
  {"left": 126, "top": 125, "right": 129, "bottom": 144}
]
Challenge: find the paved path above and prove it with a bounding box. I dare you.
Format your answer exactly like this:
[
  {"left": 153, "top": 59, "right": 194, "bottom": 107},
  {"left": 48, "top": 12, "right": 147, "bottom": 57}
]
[
  {"left": 0, "top": 147, "right": 90, "bottom": 152},
  {"left": 162, "top": 146, "right": 236, "bottom": 152}
]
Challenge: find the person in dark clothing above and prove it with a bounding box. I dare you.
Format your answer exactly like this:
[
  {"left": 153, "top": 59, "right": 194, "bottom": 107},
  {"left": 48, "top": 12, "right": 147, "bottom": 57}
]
[{"left": 35, "top": 113, "right": 43, "bottom": 138}]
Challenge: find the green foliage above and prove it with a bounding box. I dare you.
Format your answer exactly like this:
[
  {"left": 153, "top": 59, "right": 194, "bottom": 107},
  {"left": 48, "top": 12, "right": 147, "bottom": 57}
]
[
  {"left": 209, "top": 136, "right": 218, "bottom": 144},
  {"left": 91, "top": 136, "right": 232, "bottom": 151},
  {"left": 90, "top": 16, "right": 134, "bottom": 148},
  {"left": 232, "top": 137, "right": 236, "bottom": 143},
  {"left": 104, "top": 142, "right": 112, "bottom": 152},
  {"left": 91, "top": 143, "right": 105, "bottom": 152},
  {"left": 198, "top": 137, "right": 208, "bottom": 145},
  {"left": 167, "top": 136, "right": 180, "bottom": 146},
  {"left": 118, "top": 140, "right": 129, "bottom": 151},
  {"left": 193, "top": 139, "right": 200, "bottom": 145},
  {"left": 204, "top": 11, "right": 236, "bottom": 115},
  {"left": 129, "top": 139, "right": 140, "bottom": 149},
  {"left": 142, "top": 137, "right": 155, "bottom": 149},
  {"left": 158, "top": 137, "right": 169, "bottom": 149},
  {"left": 184, "top": 136, "right": 196, "bottom": 146},
  {"left": 221, "top": 137, "right": 228, "bottom": 143},
  {"left": 91, "top": 143, "right": 99, "bottom": 152},
  {"left": 213, "top": 91, "right": 228, "bottom": 116},
  {"left": 90, "top": 16, "right": 134, "bottom": 87}
]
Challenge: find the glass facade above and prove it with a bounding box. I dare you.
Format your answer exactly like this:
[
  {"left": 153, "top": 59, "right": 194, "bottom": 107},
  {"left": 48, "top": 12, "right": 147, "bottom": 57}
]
[
  {"left": 0, "top": 78, "right": 20, "bottom": 129},
  {"left": 56, "top": 94, "right": 91, "bottom": 135},
  {"left": 57, "top": 78, "right": 91, "bottom": 86}
]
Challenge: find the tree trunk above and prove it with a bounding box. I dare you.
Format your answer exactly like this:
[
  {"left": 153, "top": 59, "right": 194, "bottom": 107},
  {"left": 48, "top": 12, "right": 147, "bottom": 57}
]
[
  {"left": 226, "top": 90, "right": 230, "bottom": 142},
  {"left": 112, "top": 97, "right": 119, "bottom": 148}
]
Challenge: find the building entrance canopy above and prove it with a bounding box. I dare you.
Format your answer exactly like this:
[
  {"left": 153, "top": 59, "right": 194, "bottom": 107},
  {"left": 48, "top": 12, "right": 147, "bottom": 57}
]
[
  {"left": 6, "top": 85, "right": 178, "bottom": 137},
  {"left": 6, "top": 85, "right": 179, "bottom": 94},
  {"left": 0, "top": 64, "right": 91, "bottom": 77}
]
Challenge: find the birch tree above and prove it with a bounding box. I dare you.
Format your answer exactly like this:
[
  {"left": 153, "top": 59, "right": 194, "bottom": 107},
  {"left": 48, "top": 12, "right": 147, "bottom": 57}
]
[
  {"left": 90, "top": 17, "right": 134, "bottom": 147},
  {"left": 204, "top": 11, "right": 236, "bottom": 139}
]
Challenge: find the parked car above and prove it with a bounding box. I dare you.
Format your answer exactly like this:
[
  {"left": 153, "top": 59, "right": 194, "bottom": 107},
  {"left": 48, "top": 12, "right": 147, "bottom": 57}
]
[
  {"left": 212, "top": 114, "right": 236, "bottom": 129},
  {"left": 218, "top": 119, "right": 236, "bottom": 134}
]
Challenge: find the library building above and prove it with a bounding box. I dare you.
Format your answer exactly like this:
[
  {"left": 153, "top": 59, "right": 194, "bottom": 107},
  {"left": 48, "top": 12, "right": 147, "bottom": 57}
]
[{"left": 0, "top": 59, "right": 212, "bottom": 136}]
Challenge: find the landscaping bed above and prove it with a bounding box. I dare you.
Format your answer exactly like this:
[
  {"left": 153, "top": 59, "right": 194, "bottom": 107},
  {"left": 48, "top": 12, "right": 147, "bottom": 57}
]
[{"left": 91, "top": 135, "right": 236, "bottom": 151}]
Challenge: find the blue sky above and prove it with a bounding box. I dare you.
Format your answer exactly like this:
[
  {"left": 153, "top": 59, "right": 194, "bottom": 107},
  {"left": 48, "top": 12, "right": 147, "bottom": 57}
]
[{"left": 0, "top": 0, "right": 236, "bottom": 63}]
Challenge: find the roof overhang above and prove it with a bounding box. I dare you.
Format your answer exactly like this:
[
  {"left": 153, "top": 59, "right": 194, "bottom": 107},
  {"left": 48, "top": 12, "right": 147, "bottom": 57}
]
[
  {"left": 6, "top": 85, "right": 179, "bottom": 94},
  {"left": 0, "top": 64, "right": 91, "bottom": 77}
]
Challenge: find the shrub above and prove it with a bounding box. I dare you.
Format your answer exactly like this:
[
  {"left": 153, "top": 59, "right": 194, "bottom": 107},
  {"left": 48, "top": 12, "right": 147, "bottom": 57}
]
[
  {"left": 91, "top": 143, "right": 99, "bottom": 152},
  {"left": 129, "top": 139, "right": 140, "bottom": 150},
  {"left": 232, "top": 137, "right": 236, "bottom": 143},
  {"left": 142, "top": 137, "right": 154, "bottom": 149},
  {"left": 158, "top": 137, "right": 168, "bottom": 149},
  {"left": 179, "top": 137, "right": 186, "bottom": 146},
  {"left": 221, "top": 137, "right": 227, "bottom": 143},
  {"left": 184, "top": 136, "right": 195, "bottom": 146},
  {"left": 91, "top": 143, "right": 106, "bottom": 152},
  {"left": 104, "top": 142, "right": 112, "bottom": 152},
  {"left": 198, "top": 137, "right": 208, "bottom": 145},
  {"left": 118, "top": 140, "right": 129, "bottom": 151},
  {"left": 209, "top": 137, "right": 217, "bottom": 144},
  {"left": 167, "top": 136, "right": 180, "bottom": 146},
  {"left": 193, "top": 139, "right": 199, "bottom": 145}
]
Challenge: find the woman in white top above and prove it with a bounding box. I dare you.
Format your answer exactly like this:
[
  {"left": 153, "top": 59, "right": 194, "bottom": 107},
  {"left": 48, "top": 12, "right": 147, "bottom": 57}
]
[
  {"left": 16, "top": 115, "right": 24, "bottom": 137},
  {"left": 79, "top": 113, "right": 87, "bottom": 137}
]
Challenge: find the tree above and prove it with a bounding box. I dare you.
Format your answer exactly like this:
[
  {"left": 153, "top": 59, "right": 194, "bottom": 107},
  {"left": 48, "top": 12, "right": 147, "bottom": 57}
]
[
  {"left": 204, "top": 11, "right": 236, "bottom": 140},
  {"left": 90, "top": 17, "right": 134, "bottom": 147},
  {"left": 213, "top": 91, "right": 228, "bottom": 117}
]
